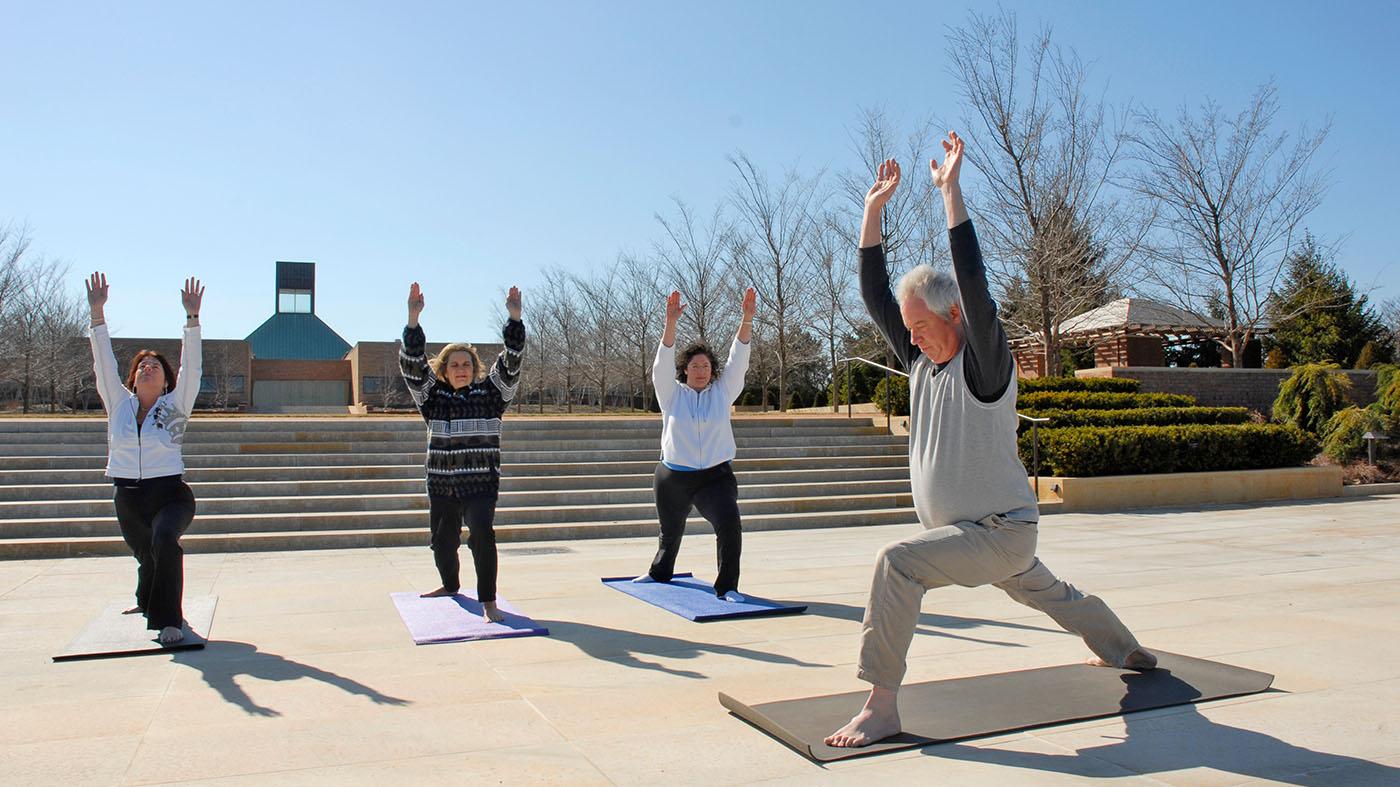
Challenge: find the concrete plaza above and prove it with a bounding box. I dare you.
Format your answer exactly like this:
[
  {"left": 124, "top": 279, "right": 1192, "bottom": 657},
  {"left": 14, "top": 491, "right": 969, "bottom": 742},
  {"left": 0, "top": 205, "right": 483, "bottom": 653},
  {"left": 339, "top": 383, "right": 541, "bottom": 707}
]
[{"left": 3, "top": 494, "right": 1399, "bottom": 785}]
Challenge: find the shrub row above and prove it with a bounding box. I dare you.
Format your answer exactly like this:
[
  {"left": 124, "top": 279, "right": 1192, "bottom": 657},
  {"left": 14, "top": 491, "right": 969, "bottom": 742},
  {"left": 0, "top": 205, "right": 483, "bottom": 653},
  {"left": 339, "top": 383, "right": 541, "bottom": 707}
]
[
  {"left": 1018, "top": 391, "right": 1196, "bottom": 411},
  {"left": 1018, "top": 377, "right": 1140, "bottom": 394},
  {"left": 1017, "top": 424, "right": 1316, "bottom": 477},
  {"left": 1016, "top": 406, "right": 1251, "bottom": 432}
]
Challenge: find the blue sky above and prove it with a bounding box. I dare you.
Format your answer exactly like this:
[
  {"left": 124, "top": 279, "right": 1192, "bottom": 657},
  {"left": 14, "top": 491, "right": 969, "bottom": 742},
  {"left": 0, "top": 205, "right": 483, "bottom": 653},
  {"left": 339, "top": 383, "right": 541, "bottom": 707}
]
[{"left": 3, "top": 1, "right": 1397, "bottom": 343}]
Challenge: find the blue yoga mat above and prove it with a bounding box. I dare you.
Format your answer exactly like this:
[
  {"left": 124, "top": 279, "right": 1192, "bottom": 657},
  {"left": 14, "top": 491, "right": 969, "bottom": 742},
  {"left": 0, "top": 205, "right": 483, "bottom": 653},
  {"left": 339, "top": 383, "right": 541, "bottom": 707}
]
[
  {"left": 391, "top": 592, "right": 549, "bottom": 644},
  {"left": 601, "top": 572, "right": 806, "bottom": 622}
]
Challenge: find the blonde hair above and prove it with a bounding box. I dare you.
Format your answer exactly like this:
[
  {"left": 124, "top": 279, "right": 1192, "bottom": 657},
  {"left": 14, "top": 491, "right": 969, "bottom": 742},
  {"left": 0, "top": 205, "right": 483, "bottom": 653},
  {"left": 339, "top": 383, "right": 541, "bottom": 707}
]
[{"left": 429, "top": 343, "right": 484, "bottom": 386}]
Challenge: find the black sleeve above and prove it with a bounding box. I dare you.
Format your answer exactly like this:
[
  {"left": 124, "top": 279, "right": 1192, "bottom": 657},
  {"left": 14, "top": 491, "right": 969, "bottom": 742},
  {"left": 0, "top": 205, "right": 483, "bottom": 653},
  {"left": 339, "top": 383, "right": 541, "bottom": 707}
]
[
  {"left": 949, "top": 220, "right": 1014, "bottom": 402},
  {"left": 859, "top": 244, "right": 920, "bottom": 371}
]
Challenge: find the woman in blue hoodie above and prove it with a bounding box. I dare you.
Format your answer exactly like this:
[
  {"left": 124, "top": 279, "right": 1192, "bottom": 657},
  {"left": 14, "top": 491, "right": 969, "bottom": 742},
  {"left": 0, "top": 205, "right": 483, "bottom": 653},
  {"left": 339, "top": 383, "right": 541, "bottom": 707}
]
[{"left": 86, "top": 271, "right": 203, "bottom": 644}]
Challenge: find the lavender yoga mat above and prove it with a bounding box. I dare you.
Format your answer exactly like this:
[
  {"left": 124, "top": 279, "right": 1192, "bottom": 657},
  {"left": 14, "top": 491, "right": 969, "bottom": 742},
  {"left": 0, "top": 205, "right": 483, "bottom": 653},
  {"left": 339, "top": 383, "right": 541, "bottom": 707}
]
[{"left": 390, "top": 592, "right": 549, "bottom": 645}]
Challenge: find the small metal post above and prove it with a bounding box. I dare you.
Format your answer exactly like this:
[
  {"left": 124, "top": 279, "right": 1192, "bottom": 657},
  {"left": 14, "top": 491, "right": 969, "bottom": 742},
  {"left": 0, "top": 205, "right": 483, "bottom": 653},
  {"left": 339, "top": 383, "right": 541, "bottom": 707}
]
[
  {"left": 1032, "top": 420, "right": 1040, "bottom": 495},
  {"left": 1363, "top": 431, "right": 1387, "bottom": 466},
  {"left": 845, "top": 359, "right": 852, "bottom": 419},
  {"left": 884, "top": 365, "right": 892, "bottom": 432}
]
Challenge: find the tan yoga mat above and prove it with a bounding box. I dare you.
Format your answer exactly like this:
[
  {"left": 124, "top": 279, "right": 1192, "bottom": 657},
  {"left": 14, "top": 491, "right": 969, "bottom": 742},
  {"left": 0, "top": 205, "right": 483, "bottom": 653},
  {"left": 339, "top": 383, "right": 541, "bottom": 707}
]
[
  {"left": 53, "top": 596, "right": 217, "bottom": 662},
  {"left": 719, "top": 651, "right": 1274, "bottom": 762}
]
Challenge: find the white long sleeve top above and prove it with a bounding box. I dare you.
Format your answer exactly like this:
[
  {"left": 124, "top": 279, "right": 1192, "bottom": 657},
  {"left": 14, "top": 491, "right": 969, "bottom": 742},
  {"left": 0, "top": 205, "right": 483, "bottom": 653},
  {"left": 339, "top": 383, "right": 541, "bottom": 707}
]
[
  {"left": 651, "top": 334, "right": 751, "bottom": 470},
  {"left": 89, "top": 322, "right": 202, "bottom": 480}
]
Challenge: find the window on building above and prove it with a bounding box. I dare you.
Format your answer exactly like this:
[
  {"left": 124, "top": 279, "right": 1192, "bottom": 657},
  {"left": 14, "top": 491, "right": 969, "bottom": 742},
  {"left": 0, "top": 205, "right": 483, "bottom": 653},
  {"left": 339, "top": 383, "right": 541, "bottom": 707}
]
[
  {"left": 278, "top": 289, "right": 312, "bottom": 313},
  {"left": 199, "top": 375, "right": 247, "bottom": 394},
  {"left": 362, "top": 376, "right": 385, "bottom": 394}
]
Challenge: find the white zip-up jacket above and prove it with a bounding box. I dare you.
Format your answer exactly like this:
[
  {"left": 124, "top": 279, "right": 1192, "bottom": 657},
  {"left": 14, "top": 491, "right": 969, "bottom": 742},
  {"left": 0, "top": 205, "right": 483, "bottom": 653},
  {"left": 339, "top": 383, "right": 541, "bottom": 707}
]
[
  {"left": 90, "top": 322, "right": 202, "bottom": 480},
  {"left": 652, "top": 334, "right": 751, "bottom": 470}
]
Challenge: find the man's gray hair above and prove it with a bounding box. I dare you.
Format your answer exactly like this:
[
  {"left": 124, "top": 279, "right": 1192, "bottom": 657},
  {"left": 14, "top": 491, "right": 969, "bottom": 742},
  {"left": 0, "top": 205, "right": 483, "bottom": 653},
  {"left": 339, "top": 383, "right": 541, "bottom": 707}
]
[{"left": 895, "top": 265, "right": 961, "bottom": 318}]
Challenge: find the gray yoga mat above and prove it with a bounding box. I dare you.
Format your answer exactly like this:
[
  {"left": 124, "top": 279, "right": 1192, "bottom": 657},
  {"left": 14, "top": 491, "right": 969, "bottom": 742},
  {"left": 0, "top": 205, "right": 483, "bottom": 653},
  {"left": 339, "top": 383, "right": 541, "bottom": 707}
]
[
  {"left": 53, "top": 595, "right": 217, "bottom": 662},
  {"left": 719, "top": 651, "right": 1274, "bottom": 762}
]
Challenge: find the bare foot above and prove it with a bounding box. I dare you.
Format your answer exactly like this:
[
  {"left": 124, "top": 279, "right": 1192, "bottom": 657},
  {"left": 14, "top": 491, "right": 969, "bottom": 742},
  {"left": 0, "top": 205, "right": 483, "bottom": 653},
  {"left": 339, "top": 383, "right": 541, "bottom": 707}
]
[
  {"left": 158, "top": 626, "right": 184, "bottom": 644},
  {"left": 824, "top": 685, "right": 901, "bottom": 748},
  {"left": 1087, "top": 648, "right": 1158, "bottom": 670},
  {"left": 481, "top": 601, "right": 504, "bottom": 623},
  {"left": 721, "top": 590, "right": 746, "bottom": 603},
  {"left": 122, "top": 605, "right": 144, "bottom": 615},
  {"left": 419, "top": 587, "right": 457, "bottom": 598}
]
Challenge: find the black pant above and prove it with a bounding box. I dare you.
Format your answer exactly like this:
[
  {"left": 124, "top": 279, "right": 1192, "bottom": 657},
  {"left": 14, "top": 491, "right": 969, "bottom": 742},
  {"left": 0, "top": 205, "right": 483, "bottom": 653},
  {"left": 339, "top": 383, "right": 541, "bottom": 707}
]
[
  {"left": 428, "top": 494, "right": 499, "bottom": 602},
  {"left": 113, "top": 476, "right": 196, "bottom": 631},
  {"left": 649, "top": 462, "right": 743, "bottom": 596}
]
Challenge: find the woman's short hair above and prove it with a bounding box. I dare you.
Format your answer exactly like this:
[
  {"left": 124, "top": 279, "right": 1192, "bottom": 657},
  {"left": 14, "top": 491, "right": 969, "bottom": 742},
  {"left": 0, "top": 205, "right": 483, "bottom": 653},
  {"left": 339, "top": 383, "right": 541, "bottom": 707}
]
[
  {"left": 124, "top": 350, "right": 176, "bottom": 394},
  {"left": 895, "top": 265, "right": 961, "bottom": 318},
  {"left": 429, "top": 343, "right": 484, "bottom": 387},
  {"left": 675, "top": 342, "right": 721, "bottom": 384}
]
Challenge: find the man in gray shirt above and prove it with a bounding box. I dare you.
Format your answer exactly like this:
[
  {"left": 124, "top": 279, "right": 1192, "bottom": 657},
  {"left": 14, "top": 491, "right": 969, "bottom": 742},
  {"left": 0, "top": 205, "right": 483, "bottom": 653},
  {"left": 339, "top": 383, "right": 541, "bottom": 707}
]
[{"left": 826, "top": 132, "right": 1156, "bottom": 748}]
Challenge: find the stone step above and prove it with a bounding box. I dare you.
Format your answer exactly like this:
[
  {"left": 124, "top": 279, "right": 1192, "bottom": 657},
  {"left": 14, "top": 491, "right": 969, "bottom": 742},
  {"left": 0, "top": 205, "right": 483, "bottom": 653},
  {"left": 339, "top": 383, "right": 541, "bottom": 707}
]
[
  {"left": 0, "top": 424, "right": 888, "bottom": 445},
  {"left": 0, "top": 478, "right": 913, "bottom": 519},
  {"left": 0, "top": 443, "right": 909, "bottom": 470},
  {"left": 0, "top": 415, "right": 876, "bottom": 434},
  {"left": 0, "top": 433, "right": 907, "bottom": 457},
  {"left": 0, "top": 466, "right": 913, "bottom": 502},
  {"left": 0, "top": 491, "right": 915, "bottom": 538},
  {"left": 0, "top": 506, "right": 922, "bottom": 559},
  {"left": 0, "top": 454, "right": 909, "bottom": 486}
]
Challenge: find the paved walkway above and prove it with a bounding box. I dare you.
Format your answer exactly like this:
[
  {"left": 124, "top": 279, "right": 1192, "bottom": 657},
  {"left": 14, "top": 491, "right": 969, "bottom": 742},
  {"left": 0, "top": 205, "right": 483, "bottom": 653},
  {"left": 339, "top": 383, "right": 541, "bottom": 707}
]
[{"left": 3, "top": 495, "right": 1399, "bottom": 785}]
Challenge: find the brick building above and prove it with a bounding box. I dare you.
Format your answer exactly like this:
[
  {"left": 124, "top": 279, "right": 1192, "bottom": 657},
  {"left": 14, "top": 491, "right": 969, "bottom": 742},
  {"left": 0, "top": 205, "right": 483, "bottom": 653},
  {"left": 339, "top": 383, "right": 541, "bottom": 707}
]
[{"left": 1012, "top": 298, "right": 1265, "bottom": 378}]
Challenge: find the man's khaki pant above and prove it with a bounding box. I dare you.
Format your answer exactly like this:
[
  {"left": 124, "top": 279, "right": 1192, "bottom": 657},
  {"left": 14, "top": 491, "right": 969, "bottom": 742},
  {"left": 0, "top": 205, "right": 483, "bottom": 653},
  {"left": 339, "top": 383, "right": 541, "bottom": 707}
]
[{"left": 857, "top": 514, "right": 1142, "bottom": 689}]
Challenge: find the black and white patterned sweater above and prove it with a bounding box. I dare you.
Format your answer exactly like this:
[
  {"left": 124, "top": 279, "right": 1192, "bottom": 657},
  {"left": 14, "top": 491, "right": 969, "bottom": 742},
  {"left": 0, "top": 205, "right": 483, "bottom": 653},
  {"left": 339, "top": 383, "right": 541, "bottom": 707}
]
[{"left": 399, "top": 318, "right": 525, "bottom": 499}]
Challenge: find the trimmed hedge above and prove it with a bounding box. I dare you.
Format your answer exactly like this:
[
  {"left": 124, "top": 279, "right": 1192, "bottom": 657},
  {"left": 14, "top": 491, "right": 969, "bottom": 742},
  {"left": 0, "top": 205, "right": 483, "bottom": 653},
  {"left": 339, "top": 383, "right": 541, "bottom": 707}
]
[
  {"left": 1017, "top": 424, "right": 1316, "bottom": 477},
  {"left": 1018, "top": 391, "right": 1196, "bottom": 411},
  {"left": 1018, "top": 377, "right": 1141, "bottom": 394},
  {"left": 873, "top": 375, "right": 910, "bottom": 416},
  {"left": 1016, "top": 406, "right": 1251, "bottom": 432}
]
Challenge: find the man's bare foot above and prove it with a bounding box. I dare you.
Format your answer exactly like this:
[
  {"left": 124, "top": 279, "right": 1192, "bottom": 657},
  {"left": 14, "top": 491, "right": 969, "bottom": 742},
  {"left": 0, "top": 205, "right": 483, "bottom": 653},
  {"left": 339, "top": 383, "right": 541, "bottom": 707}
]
[
  {"left": 631, "top": 575, "right": 657, "bottom": 584},
  {"left": 481, "top": 601, "right": 504, "bottom": 623},
  {"left": 824, "top": 685, "right": 901, "bottom": 748},
  {"left": 122, "top": 605, "right": 144, "bottom": 615},
  {"left": 1087, "top": 648, "right": 1158, "bottom": 670},
  {"left": 158, "top": 626, "right": 184, "bottom": 644},
  {"left": 419, "top": 587, "right": 457, "bottom": 598}
]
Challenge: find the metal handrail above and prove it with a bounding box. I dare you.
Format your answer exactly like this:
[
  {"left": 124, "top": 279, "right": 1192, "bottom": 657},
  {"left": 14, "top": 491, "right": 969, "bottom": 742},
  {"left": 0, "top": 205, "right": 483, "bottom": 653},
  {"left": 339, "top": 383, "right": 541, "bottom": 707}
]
[{"left": 838, "top": 355, "right": 1049, "bottom": 499}]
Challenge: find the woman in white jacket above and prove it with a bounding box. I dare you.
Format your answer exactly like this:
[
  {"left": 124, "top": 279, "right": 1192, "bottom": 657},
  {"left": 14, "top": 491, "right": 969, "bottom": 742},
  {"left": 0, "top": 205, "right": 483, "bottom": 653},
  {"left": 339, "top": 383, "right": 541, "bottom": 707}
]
[
  {"left": 636, "top": 287, "right": 755, "bottom": 600},
  {"left": 85, "top": 272, "right": 203, "bottom": 644}
]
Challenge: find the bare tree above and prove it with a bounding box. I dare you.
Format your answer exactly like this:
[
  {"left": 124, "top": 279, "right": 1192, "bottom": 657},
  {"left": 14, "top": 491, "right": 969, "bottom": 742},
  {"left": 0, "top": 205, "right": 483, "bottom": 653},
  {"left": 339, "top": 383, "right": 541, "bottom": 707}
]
[
  {"left": 838, "top": 108, "right": 946, "bottom": 272},
  {"left": 728, "top": 152, "right": 822, "bottom": 411},
  {"left": 574, "top": 265, "right": 622, "bottom": 412},
  {"left": 536, "top": 266, "right": 583, "bottom": 412},
  {"left": 616, "top": 251, "right": 664, "bottom": 411},
  {"left": 808, "top": 210, "right": 862, "bottom": 411},
  {"left": 654, "top": 198, "right": 733, "bottom": 345},
  {"left": 946, "top": 10, "right": 1147, "bottom": 375},
  {"left": 1128, "top": 81, "right": 1331, "bottom": 367}
]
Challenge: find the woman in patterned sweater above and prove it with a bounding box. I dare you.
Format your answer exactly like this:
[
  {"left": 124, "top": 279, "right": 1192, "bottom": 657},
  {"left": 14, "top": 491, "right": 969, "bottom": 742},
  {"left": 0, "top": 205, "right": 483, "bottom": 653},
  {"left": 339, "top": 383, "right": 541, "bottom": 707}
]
[{"left": 399, "top": 282, "right": 524, "bottom": 622}]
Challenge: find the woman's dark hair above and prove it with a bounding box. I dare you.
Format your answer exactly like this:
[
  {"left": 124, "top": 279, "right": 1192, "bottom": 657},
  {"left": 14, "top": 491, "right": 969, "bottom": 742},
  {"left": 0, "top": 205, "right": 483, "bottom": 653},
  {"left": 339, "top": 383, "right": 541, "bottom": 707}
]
[
  {"left": 125, "top": 350, "right": 176, "bottom": 394},
  {"left": 676, "top": 342, "right": 721, "bottom": 384}
]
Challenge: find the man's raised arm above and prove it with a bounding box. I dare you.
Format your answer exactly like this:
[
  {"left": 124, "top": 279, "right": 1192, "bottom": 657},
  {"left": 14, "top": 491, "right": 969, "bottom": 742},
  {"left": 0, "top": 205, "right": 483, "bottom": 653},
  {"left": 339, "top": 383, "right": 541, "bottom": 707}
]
[{"left": 859, "top": 159, "right": 920, "bottom": 371}]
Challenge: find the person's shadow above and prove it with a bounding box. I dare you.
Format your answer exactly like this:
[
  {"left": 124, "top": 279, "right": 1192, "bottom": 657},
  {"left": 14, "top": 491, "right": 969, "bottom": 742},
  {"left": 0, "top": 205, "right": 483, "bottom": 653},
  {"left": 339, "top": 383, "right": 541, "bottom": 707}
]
[
  {"left": 923, "top": 670, "right": 1400, "bottom": 785},
  {"left": 802, "top": 600, "right": 1065, "bottom": 649},
  {"left": 537, "top": 619, "right": 827, "bottom": 679},
  {"left": 173, "top": 641, "right": 411, "bottom": 717}
]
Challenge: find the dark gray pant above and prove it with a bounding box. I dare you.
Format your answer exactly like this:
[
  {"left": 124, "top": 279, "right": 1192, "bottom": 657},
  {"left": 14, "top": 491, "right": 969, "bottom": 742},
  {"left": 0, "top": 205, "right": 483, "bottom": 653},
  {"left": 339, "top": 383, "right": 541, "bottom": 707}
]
[
  {"left": 649, "top": 462, "right": 743, "bottom": 596},
  {"left": 113, "top": 476, "right": 196, "bottom": 631},
  {"left": 428, "top": 494, "right": 499, "bottom": 602}
]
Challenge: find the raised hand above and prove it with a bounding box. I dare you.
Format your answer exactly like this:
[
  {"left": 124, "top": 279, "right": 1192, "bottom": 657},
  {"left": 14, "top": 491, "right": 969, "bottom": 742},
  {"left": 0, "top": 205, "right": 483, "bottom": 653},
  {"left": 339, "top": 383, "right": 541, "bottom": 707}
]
[
  {"left": 181, "top": 277, "right": 204, "bottom": 318},
  {"left": 85, "top": 272, "right": 109, "bottom": 313},
  {"left": 407, "top": 282, "right": 425, "bottom": 326},
  {"left": 506, "top": 286, "right": 522, "bottom": 320},
  {"left": 664, "top": 290, "right": 685, "bottom": 325},
  {"left": 741, "top": 287, "right": 757, "bottom": 321},
  {"left": 930, "top": 131, "right": 964, "bottom": 191},
  {"left": 865, "top": 159, "right": 900, "bottom": 212}
]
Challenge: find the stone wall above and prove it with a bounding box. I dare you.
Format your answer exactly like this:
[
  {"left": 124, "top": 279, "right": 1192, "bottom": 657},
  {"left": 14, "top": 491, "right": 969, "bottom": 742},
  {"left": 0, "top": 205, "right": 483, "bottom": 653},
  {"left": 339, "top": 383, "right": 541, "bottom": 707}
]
[{"left": 1075, "top": 366, "right": 1379, "bottom": 413}]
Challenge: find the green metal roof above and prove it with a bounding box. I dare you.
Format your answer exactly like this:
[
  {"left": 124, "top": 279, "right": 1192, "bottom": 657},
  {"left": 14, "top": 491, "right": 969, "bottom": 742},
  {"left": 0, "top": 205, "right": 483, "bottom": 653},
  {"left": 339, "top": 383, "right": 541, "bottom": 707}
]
[{"left": 244, "top": 313, "right": 351, "bottom": 360}]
